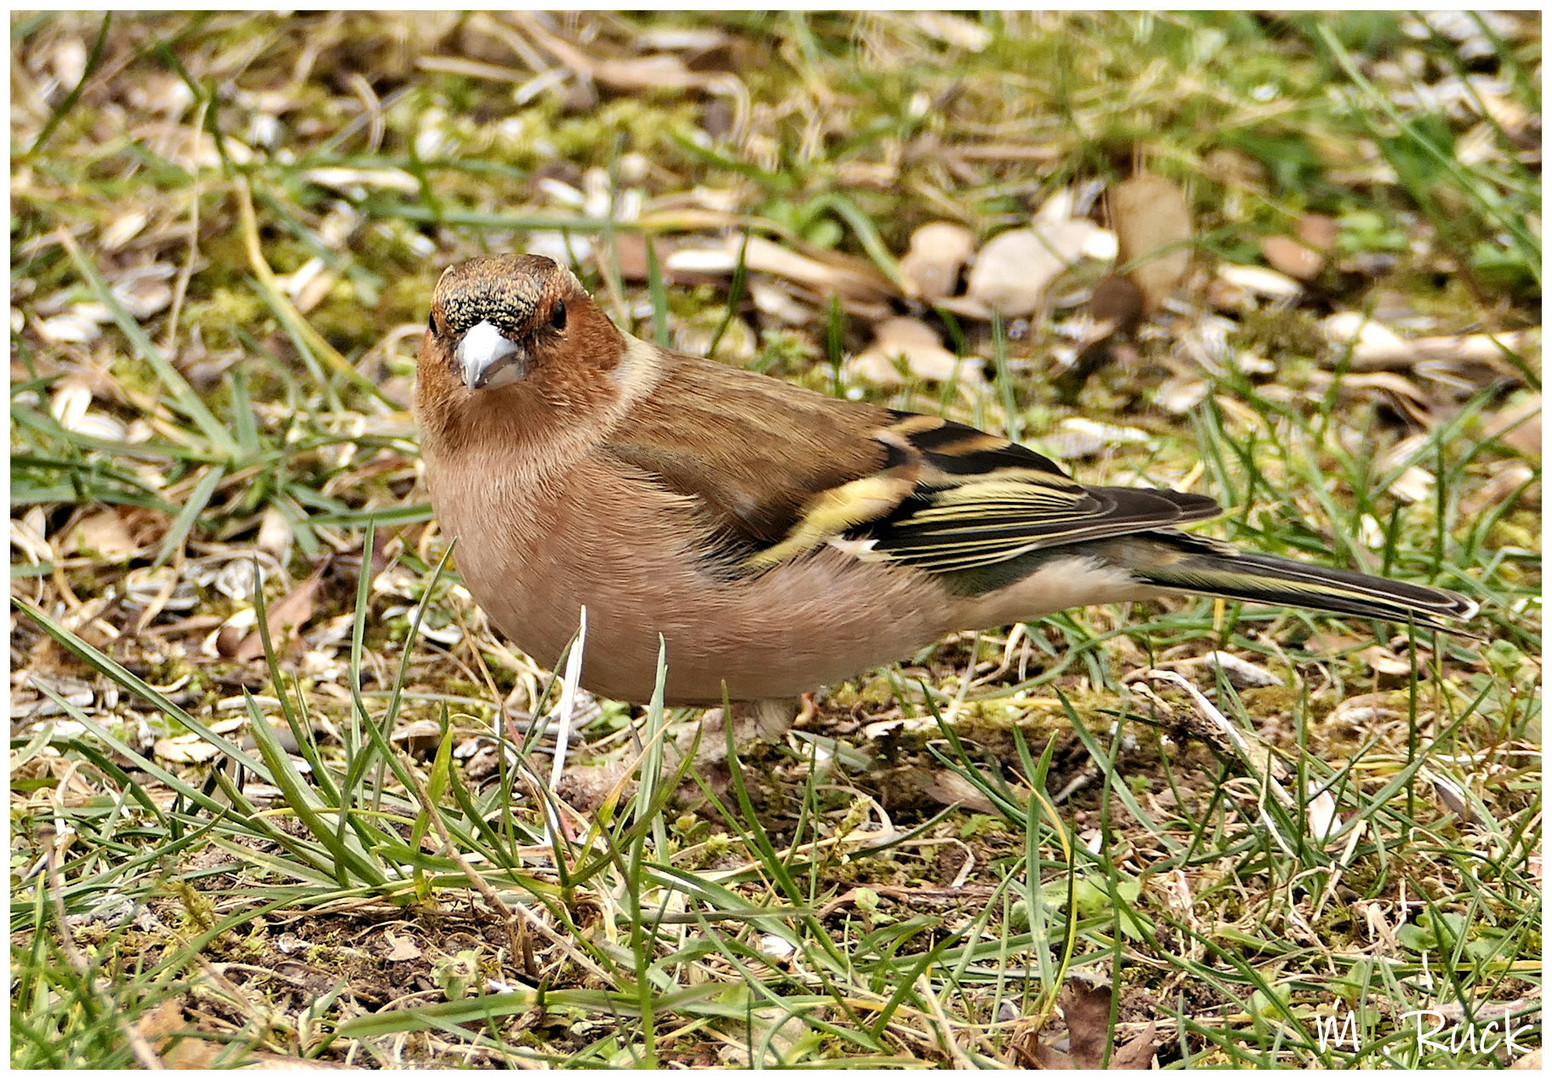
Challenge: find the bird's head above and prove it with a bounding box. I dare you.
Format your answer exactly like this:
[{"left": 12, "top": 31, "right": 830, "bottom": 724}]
[{"left": 418, "top": 253, "right": 625, "bottom": 407}]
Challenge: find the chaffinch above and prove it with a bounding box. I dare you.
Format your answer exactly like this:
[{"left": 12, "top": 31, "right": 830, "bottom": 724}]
[{"left": 415, "top": 254, "right": 1475, "bottom": 705}]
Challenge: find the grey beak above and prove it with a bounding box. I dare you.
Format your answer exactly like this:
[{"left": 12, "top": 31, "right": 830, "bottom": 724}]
[{"left": 456, "top": 320, "right": 527, "bottom": 390}]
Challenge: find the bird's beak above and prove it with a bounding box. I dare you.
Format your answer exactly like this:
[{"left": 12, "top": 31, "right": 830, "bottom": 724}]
[{"left": 456, "top": 320, "right": 528, "bottom": 390}]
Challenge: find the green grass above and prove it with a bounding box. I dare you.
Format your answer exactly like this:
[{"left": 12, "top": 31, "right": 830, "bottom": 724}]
[{"left": 11, "top": 11, "right": 1541, "bottom": 1069}]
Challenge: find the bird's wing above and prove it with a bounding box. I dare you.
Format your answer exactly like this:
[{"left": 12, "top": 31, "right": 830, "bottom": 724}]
[
  {"left": 602, "top": 351, "right": 893, "bottom": 547},
  {"left": 603, "top": 352, "right": 1218, "bottom": 577},
  {"left": 749, "top": 411, "right": 1221, "bottom": 574}
]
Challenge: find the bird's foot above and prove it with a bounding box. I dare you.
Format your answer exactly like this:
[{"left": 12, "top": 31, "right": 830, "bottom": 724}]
[{"left": 668, "top": 696, "right": 801, "bottom": 802}]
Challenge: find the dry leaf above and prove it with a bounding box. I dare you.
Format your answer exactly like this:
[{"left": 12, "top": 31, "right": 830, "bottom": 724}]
[
  {"left": 383, "top": 932, "right": 423, "bottom": 961},
  {"left": 664, "top": 247, "right": 738, "bottom": 275},
  {"left": 302, "top": 166, "right": 419, "bottom": 195},
  {"left": 35, "top": 314, "right": 101, "bottom": 344},
  {"left": 109, "top": 266, "right": 174, "bottom": 319},
  {"left": 1306, "top": 630, "right": 1369, "bottom": 654},
  {"left": 671, "top": 235, "right": 895, "bottom": 304},
  {"left": 1054, "top": 275, "right": 1146, "bottom": 397},
  {"left": 966, "top": 221, "right": 1096, "bottom": 316},
  {"left": 1297, "top": 212, "right": 1339, "bottom": 252},
  {"left": 899, "top": 221, "right": 976, "bottom": 301},
  {"left": 1321, "top": 321, "right": 1540, "bottom": 373},
  {"left": 153, "top": 734, "right": 223, "bottom": 764},
  {"left": 1199, "top": 650, "right": 1282, "bottom": 689},
  {"left": 256, "top": 504, "right": 293, "bottom": 559},
  {"left": 849, "top": 316, "right": 984, "bottom": 386},
  {"left": 924, "top": 769, "right": 999, "bottom": 814},
  {"left": 606, "top": 232, "right": 652, "bottom": 282},
  {"left": 556, "top": 761, "right": 633, "bottom": 815},
  {"left": 862, "top": 714, "right": 938, "bottom": 741},
  {"left": 1063, "top": 983, "right": 1115, "bottom": 1069},
  {"left": 637, "top": 26, "right": 732, "bottom": 53},
  {"left": 513, "top": 11, "right": 712, "bottom": 92},
  {"left": 232, "top": 563, "right": 328, "bottom": 663},
  {"left": 1359, "top": 645, "right": 1415, "bottom": 677},
  {"left": 1327, "top": 692, "right": 1406, "bottom": 732},
  {"left": 1375, "top": 436, "right": 1436, "bottom": 504},
  {"left": 277, "top": 256, "right": 335, "bottom": 314},
  {"left": 1033, "top": 983, "right": 1113, "bottom": 1069},
  {"left": 1216, "top": 262, "right": 1303, "bottom": 301},
  {"left": 241, "top": 1052, "right": 356, "bottom": 1070},
  {"left": 1156, "top": 375, "right": 1208, "bottom": 414},
  {"left": 1300, "top": 368, "right": 1437, "bottom": 427},
  {"left": 1033, "top": 418, "right": 1139, "bottom": 460},
  {"left": 71, "top": 509, "right": 140, "bottom": 561},
  {"left": 1088, "top": 274, "right": 1145, "bottom": 336},
  {"left": 914, "top": 11, "right": 993, "bottom": 51},
  {"left": 392, "top": 719, "right": 443, "bottom": 757},
  {"left": 1306, "top": 781, "right": 1341, "bottom": 843},
  {"left": 1031, "top": 983, "right": 1157, "bottom": 1070},
  {"left": 1261, "top": 234, "right": 1324, "bottom": 280},
  {"left": 1320, "top": 311, "right": 1407, "bottom": 355},
  {"left": 1111, "top": 174, "right": 1193, "bottom": 313},
  {"left": 1109, "top": 1021, "right": 1159, "bottom": 1069},
  {"left": 1460, "top": 462, "right": 1537, "bottom": 517},
  {"left": 1483, "top": 393, "right": 1541, "bottom": 458},
  {"left": 136, "top": 994, "right": 331, "bottom": 1069},
  {"left": 1427, "top": 770, "right": 1475, "bottom": 823},
  {"left": 100, "top": 209, "right": 149, "bottom": 251},
  {"left": 749, "top": 281, "right": 812, "bottom": 325},
  {"left": 1389, "top": 465, "right": 1435, "bottom": 504},
  {"left": 135, "top": 998, "right": 198, "bottom": 1068},
  {"left": 156, "top": 715, "right": 245, "bottom": 763}
]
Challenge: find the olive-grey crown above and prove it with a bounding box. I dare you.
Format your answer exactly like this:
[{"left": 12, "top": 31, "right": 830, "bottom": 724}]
[{"left": 432, "top": 254, "right": 569, "bottom": 339}]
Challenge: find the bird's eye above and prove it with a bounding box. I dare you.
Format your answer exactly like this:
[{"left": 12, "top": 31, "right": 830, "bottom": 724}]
[{"left": 551, "top": 301, "right": 567, "bottom": 331}]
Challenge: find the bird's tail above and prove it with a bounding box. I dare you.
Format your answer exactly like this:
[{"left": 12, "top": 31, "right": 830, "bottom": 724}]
[{"left": 1135, "top": 542, "right": 1478, "bottom": 634}]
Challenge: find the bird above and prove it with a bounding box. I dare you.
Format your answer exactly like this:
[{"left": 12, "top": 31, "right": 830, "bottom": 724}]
[{"left": 414, "top": 253, "right": 1477, "bottom": 707}]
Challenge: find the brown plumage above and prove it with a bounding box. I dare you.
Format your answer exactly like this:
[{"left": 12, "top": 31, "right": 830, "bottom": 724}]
[{"left": 415, "top": 254, "right": 1476, "bottom": 705}]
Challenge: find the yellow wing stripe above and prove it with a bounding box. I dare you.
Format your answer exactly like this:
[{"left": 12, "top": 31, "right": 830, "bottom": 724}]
[{"left": 744, "top": 473, "right": 917, "bottom": 569}]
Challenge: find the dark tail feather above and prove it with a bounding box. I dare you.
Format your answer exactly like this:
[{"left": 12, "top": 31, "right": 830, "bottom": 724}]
[{"left": 1137, "top": 548, "right": 1478, "bottom": 633}]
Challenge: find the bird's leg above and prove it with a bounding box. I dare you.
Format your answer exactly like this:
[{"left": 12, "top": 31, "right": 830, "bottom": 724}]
[
  {"left": 556, "top": 697, "right": 804, "bottom": 815},
  {"left": 669, "top": 696, "right": 801, "bottom": 796}
]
